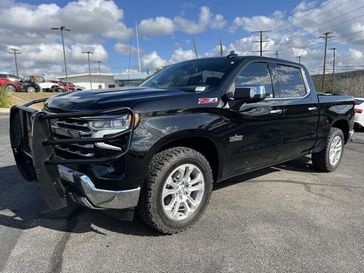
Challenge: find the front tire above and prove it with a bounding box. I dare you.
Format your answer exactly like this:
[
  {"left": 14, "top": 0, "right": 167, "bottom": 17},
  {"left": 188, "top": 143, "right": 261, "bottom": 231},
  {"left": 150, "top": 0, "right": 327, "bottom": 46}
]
[
  {"left": 312, "top": 127, "right": 345, "bottom": 172},
  {"left": 138, "top": 147, "right": 213, "bottom": 234},
  {"left": 5, "top": 84, "right": 16, "bottom": 92}
]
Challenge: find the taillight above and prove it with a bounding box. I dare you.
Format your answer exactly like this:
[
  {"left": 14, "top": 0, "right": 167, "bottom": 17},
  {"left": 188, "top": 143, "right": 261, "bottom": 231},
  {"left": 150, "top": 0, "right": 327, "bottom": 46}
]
[{"left": 355, "top": 108, "right": 363, "bottom": 114}]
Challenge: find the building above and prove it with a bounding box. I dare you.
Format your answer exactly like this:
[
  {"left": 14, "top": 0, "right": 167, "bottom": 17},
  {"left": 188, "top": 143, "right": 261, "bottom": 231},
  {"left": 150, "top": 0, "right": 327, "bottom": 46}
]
[
  {"left": 57, "top": 72, "right": 149, "bottom": 90},
  {"left": 114, "top": 72, "right": 149, "bottom": 87},
  {"left": 57, "top": 73, "right": 115, "bottom": 90}
]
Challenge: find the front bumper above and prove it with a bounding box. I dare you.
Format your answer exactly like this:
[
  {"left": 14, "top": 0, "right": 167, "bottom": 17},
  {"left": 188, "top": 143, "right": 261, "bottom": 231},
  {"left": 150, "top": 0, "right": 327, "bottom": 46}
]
[
  {"left": 58, "top": 165, "right": 140, "bottom": 209},
  {"left": 9, "top": 98, "right": 140, "bottom": 210}
]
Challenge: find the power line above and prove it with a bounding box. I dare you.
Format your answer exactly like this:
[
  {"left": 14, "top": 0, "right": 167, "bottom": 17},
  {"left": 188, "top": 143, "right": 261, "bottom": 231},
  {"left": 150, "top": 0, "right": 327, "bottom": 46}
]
[
  {"left": 272, "top": 0, "right": 352, "bottom": 33},
  {"left": 9, "top": 48, "right": 21, "bottom": 77},
  {"left": 285, "top": 4, "right": 364, "bottom": 48},
  {"left": 320, "top": 32, "right": 334, "bottom": 92},
  {"left": 252, "top": 30, "right": 270, "bottom": 56}
]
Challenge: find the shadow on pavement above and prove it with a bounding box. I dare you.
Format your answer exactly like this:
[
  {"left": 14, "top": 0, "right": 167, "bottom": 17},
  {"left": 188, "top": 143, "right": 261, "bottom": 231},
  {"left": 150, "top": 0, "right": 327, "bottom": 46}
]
[
  {"left": 0, "top": 165, "right": 160, "bottom": 237},
  {"left": 0, "top": 157, "right": 317, "bottom": 236}
]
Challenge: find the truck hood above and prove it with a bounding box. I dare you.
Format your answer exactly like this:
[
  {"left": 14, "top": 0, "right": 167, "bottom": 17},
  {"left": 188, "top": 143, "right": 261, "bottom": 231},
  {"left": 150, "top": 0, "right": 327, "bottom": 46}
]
[{"left": 44, "top": 87, "right": 189, "bottom": 112}]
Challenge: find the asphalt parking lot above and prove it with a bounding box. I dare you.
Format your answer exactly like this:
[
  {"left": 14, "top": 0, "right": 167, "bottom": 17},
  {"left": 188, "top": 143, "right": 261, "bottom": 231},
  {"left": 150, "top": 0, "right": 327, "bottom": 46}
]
[{"left": 0, "top": 112, "right": 363, "bottom": 273}]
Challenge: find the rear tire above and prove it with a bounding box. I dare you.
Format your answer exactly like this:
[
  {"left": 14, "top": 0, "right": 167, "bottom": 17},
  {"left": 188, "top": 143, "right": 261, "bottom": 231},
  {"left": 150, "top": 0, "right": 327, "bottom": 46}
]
[
  {"left": 312, "top": 127, "right": 345, "bottom": 172},
  {"left": 26, "top": 85, "right": 36, "bottom": 93},
  {"left": 138, "top": 147, "right": 213, "bottom": 234}
]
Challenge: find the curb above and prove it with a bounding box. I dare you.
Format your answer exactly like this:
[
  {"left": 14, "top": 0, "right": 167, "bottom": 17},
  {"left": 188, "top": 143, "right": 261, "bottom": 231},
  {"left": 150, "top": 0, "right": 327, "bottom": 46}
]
[{"left": 0, "top": 108, "right": 10, "bottom": 113}]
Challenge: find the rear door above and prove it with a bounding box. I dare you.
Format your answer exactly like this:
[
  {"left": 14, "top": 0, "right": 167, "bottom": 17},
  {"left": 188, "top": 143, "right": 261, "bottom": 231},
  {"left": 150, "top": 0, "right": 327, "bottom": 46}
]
[
  {"left": 223, "top": 62, "right": 284, "bottom": 177},
  {"left": 270, "top": 63, "right": 319, "bottom": 160}
]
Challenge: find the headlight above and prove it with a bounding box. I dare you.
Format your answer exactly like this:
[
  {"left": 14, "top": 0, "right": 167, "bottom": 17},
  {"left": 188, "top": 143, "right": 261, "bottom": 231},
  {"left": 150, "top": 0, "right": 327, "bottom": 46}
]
[{"left": 88, "top": 114, "right": 131, "bottom": 131}]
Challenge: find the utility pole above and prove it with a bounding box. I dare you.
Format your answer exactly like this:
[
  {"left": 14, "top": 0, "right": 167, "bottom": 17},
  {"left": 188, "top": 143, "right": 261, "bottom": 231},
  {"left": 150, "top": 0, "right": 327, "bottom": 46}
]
[
  {"left": 320, "top": 32, "right": 333, "bottom": 92},
  {"left": 329, "top": 47, "right": 337, "bottom": 93},
  {"left": 9, "top": 48, "right": 21, "bottom": 77},
  {"left": 51, "top": 26, "right": 70, "bottom": 91},
  {"left": 96, "top": 61, "right": 102, "bottom": 89},
  {"left": 252, "top": 30, "right": 270, "bottom": 56},
  {"left": 192, "top": 38, "right": 199, "bottom": 59},
  {"left": 82, "top": 51, "right": 93, "bottom": 90},
  {"left": 296, "top": 55, "right": 302, "bottom": 63},
  {"left": 275, "top": 50, "right": 279, "bottom": 59},
  {"left": 219, "top": 39, "right": 224, "bottom": 56}
]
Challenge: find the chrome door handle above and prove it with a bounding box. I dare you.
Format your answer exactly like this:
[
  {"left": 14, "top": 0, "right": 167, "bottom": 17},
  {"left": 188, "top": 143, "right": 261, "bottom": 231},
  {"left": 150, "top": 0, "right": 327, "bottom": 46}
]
[
  {"left": 308, "top": 107, "right": 318, "bottom": 111},
  {"left": 270, "top": 109, "right": 282, "bottom": 114}
]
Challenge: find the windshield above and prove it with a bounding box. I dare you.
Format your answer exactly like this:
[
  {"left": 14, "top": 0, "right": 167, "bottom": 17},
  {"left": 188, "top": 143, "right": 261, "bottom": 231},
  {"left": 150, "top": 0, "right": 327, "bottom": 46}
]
[{"left": 141, "top": 58, "right": 238, "bottom": 91}]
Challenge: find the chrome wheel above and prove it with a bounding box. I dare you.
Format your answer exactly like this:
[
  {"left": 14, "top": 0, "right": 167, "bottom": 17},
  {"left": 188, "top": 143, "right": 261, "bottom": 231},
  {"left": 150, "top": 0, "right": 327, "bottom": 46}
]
[
  {"left": 5, "top": 84, "right": 16, "bottom": 92},
  {"left": 329, "top": 135, "right": 342, "bottom": 166},
  {"left": 26, "top": 86, "right": 36, "bottom": 93},
  {"left": 162, "top": 163, "right": 205, "bottom": 221}
]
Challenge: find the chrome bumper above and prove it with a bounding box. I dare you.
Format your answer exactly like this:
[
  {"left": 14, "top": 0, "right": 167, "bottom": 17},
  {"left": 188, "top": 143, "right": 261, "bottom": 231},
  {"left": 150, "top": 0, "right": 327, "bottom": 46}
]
[
  {"left": 58, "top": 165, "right": 140, "bottom": 210},
  {"left": 349, "top": 129, "right": 354, "bottom": 139}
]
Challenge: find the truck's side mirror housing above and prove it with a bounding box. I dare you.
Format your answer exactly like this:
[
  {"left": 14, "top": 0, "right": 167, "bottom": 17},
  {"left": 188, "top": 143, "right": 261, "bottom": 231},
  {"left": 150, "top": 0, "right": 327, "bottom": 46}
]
[{"left": 234, "top": 85, "right": 267, "bottom": 103}]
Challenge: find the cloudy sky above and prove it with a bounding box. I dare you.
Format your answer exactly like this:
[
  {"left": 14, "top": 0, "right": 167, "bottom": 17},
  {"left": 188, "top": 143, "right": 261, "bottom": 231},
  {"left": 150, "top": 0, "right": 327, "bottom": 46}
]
[{"left": 1, "top": 0, "right": 364, "bottom": 77}]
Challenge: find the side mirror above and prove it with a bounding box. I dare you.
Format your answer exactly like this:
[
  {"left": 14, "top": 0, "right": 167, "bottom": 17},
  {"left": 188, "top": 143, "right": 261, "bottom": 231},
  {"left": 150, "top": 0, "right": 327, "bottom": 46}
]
[{"left": 234, "top": 85, "right": 267, "bottom": 103}]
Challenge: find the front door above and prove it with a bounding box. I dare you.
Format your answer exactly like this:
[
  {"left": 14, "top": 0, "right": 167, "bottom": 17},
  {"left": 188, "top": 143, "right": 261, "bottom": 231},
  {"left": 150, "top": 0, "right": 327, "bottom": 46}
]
[{"left": 223, "top": 62, "right": 284, "bottom": 178}]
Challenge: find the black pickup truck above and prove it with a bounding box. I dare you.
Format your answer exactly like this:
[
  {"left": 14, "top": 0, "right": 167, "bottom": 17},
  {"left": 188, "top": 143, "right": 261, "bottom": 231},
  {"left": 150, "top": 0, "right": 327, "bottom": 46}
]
[{"left": 10, "top": 54, "right": 355, "bottom": 234}]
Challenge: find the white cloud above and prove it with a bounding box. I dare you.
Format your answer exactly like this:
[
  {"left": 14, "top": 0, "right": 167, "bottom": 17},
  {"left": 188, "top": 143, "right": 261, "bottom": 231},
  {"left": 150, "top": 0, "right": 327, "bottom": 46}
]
[
  {"left": 175, "top": 6, "right": 226, "bottom": 34},
  {"left": 141, "top": 51, "right": 167, "bottom": 70},
  {"left": 138, "top": 6, "right": 226, "bottom": 37},
  {"left": 139, "top": 17, "right": 175, "bottom": 36},
  {"left": 0, "top": 0, "right": 130, "bottom": 76},
  {"left": 231, "top": 11, "right": 285, "bottom": 32},
  {"left": 170, "top": 48, "right": 196, "bottom": 63},
  {"left": 114, "top": 42, "right": 140, "bottom": 56},
  {"left": 348, "top": 48, "right": 363, "bottom": 60}
]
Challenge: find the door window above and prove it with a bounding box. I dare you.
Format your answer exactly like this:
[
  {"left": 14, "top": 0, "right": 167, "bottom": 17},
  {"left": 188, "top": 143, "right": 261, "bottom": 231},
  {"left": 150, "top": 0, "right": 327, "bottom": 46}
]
[
  {"left": 273, "top": 65, "right": 307, "bottom": 98},
  {"left": 234, "top": 63, "right": 273, "bottom": 98}
]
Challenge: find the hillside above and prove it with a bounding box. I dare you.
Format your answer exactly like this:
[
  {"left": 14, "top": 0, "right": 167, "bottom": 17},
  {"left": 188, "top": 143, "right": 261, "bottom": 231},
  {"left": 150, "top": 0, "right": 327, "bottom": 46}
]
[{"left": 311, "top": 70, "right": 364, "bottom": 97}]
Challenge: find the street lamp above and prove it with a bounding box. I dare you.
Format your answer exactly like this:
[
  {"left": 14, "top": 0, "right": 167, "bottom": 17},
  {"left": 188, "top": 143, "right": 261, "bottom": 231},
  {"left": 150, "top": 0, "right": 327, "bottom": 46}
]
[
  {"left": 51, "top": 26, "right": 70, "bottom": 91},
  {"left": 95, "top": 61, "right": 102, "bottom": 89},
  {"left": 82, "top": 51, "right": 93, "bottom": 90}
]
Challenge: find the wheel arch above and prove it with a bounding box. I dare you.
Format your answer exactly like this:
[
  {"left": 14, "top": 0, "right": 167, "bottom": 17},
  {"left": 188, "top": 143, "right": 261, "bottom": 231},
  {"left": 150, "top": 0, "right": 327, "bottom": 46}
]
[
  {"left": 331, "top": 119, "right": 350, "bottom": 143},
  {"left": 148, "top": 133, "right": 223, "bottom": 182}
]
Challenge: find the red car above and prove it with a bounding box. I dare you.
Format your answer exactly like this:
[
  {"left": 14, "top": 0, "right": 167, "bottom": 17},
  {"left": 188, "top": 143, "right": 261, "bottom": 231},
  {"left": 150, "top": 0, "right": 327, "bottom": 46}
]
[
  {"left": 49, "top": 80, "right": 83, "bottom": 92},
  {"left": 0, "top": 74, "right": 24, "bottom": 92}
]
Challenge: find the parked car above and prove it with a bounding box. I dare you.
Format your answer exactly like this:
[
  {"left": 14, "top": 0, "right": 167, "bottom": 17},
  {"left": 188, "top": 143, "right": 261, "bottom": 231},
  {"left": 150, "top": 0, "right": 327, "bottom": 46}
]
[
  {"left": 50, "top": 80, "right": 84, "bottom": 92},
  {"left": 28, "top": 75, "right": 60, "bottom": 92},
  {"left": 354, "top": 98, "right": 364, "bottom": 128},
  {"left": 9, "top": 55, "right": 355, "bottom": 234},
  {"left": 0, "top": 74, "right": 40, "bottom": 92}
]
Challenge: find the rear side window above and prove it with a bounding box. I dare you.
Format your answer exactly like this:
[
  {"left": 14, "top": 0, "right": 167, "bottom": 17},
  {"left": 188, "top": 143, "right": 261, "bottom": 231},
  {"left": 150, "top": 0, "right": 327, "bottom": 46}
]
[
  {"left": 272, "top": 65, "right": 307, "bottom": 98},
  {"left": 355, "top": 99, "right": 364, "bottom": 105},
  {"left": 234, "top": 63, "right": 273, "bottom": 98}
]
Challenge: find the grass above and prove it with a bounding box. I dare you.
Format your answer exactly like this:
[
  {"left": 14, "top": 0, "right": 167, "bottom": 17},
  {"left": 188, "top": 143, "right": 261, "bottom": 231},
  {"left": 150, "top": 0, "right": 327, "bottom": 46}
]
[{"left": 0, "top": 87, "right": 12, "bottom": 108}]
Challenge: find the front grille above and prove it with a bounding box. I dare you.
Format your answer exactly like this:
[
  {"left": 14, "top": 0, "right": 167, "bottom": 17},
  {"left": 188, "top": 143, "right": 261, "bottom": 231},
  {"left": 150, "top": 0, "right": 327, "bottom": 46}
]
[{"left": 51, "top": 118, "right": 96, "bottom": 159}]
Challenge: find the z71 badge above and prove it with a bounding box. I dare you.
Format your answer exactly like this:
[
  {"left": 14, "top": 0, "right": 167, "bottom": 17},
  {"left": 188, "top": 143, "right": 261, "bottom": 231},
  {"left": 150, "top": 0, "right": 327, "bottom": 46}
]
[{"left": 198, "top": 97, "right": 218, "bottom": 104}]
